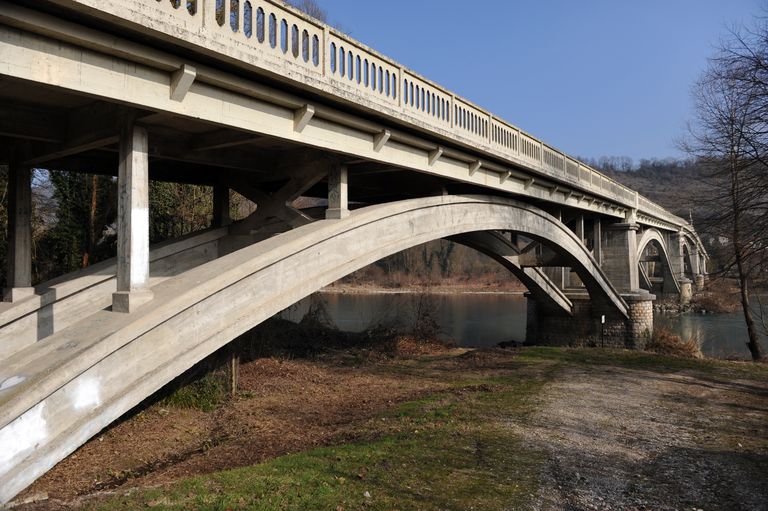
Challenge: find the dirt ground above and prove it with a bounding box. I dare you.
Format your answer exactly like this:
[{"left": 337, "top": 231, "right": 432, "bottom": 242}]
[
  {"left": 518, "top": 364, "right": 768, "bottom": 511},
  {"left": 17, "top": 351, "right": 454, "bottom": 503},
  {"left": 9, "top": 346, "right": 768, "bottom": 510}
]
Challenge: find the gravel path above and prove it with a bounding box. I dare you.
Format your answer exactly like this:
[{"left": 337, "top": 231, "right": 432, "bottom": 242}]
[{"left": 515, "top": 365, "right": 768, "bottom": 511}]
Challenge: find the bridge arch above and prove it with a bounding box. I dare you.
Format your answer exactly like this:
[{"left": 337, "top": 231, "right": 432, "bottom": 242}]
[
  {"left": 0, "top": 195, "right": 628, "bottom": 500},
  {"left": 636, "top": 228, "right": 680, "bottom": 296}
]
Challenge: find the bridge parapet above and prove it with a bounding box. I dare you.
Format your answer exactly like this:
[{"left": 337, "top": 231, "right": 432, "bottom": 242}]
[{"left": 41, "top": 0, "right": 687, "bottom": 230}]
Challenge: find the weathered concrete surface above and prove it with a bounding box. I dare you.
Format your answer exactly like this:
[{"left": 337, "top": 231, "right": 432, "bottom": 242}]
[
  {"left": 3, "top": 164, "right": 33, "bottom": 302},
  {"left": 450, "top": 231, "right": 573, "bottom": 316},
  {"left": 113, "top": 123, "right": 152, "bottom": 313},
  {"left": 0, "top": 228, "right": 228, "bottom": 361},
  {"left": 0, "top": 195, "right": 628, "bottom": 503},
  {"left": 325, "top": 165, "right": 349, "bottom": 220}
]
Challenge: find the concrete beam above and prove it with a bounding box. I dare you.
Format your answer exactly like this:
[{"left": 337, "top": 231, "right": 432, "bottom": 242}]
[
  {"left": 373, "top": 129, "right": 390, "bottom": 152},
  {"left": 229, "top": 157, "right": 330, "bottom": 234},
  {"left": 169, "top": 64, "right": 196, "bottom": 102},
  {"left": 191, "top": 130, "right": 262, "bottom": 152},
  {"left": 112, "top": 123, "right": 153, "bottom": 313},
  {"left": 293, "top": 104, "right": 315, "bottom": 133},
  {"left": 23, "top": 103, "right": 144, "bottom": 166},
  {"left": 0, "top": 104, "right": 63, "bottom": 143}
]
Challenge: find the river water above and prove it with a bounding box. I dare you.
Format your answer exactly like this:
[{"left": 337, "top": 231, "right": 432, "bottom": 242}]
[{"left": 284, "top": 292, "right": 766, "bottom": 360}]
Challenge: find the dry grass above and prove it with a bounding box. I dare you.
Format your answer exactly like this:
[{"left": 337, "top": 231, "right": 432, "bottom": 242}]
[{"left": 646, "top": 326, "right": 703, "bottom": 359}]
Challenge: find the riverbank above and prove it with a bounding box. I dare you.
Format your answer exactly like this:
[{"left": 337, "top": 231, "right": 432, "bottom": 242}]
[
  {"left": 320, "top": 282, "right": 526, "bottom": 295},
  {"left": 11, "top": 341, "right": 768, "bottom": 510}
]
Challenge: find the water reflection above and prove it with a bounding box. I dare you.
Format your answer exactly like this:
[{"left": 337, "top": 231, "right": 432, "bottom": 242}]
[
  {"left": 283, "top": 292, "right": 764, "bottom": 359},
  {"left": 283, "top": 292, "right": 528, "bottom": 348}
]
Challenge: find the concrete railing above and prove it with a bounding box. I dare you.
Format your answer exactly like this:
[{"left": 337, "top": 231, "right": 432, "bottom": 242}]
[{"left": 50, "top": 0, "right": 686, "bottom": 228}]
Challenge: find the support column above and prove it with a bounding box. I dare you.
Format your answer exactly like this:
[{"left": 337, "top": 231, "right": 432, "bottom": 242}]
[
  {"left": 326, "top": 164, "right": 349, "bottom": 219},
  {"left": 112, "top": 123, "right": 153, "bottom": 313},
  {"left": 600, "top": 212, "right": 640, "bottom": 293},
  {"left": 3, "top": 164, "right": 34, "bottom": 302},
  {"left": 592, "top": 217, "right": 602, "bottom": 266},
  {"left": 567, "top": 214, "right": 586, "bottom": 288},
  {"left": 213, "top": 184, "right": 231, "bottom": 227}
]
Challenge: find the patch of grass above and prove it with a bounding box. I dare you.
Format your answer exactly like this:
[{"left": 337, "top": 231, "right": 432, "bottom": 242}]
[
  {"left": 160, "top": 374, "right": 227, "bottom": 412},
  {"left": 82, "top": 357, "right": 552, "bottom": 510}
]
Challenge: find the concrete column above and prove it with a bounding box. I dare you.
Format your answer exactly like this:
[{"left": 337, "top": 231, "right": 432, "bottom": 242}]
[
  {"left": 567, "top": 214, "right": 586, "bottom": 288},
  {"left": 112, "top": 123, "right": 153, "bottom": 313},
  {"left": 575, "top": 215, "right": 585, "bottom": 244},
  {"left": 592, "top": 217, "right": 602, "bottom": 266},
  {"left": 600, "top": 213, "right": 640, "bottom": 293},
  {"left": 213, "top": 184, "right": 231, "bottom": 227},
  {"left": 326, "top": 164, "right": 349, "bottom": 219},
  {"left": 3, "top": 164, "right": 34, "bottom": 302},
  {"left": 667, "top": 231, "right": 685, "bottom": 282}
]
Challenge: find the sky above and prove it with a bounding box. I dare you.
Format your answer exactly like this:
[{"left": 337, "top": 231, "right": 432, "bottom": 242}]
[{"left": 318, "top": 0, "right": 761, "bottom": 163}]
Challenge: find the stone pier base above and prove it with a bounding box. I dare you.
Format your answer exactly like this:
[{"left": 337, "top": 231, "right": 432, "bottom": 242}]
[
  {"left": 679, "top": 279, "right": 692, "bottom": 305},
  {"left": 526, "top": 292, "right": 655, "bottom": 350}
]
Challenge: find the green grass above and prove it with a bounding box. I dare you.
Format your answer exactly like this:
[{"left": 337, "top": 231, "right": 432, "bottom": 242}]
[
  {"left": 84, "top": 359, "right": 552, "bottom": 510},
  {"left": 81, "top": 347, "right": 767, "bottom": 510},
  {"left": 160, "top": 374, "right": 227, "bottom": 412}
]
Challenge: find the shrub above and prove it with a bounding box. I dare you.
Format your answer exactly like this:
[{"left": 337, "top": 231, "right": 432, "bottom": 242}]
[{"left": 646, "top": 326, "right": 703, "bottom": 359}]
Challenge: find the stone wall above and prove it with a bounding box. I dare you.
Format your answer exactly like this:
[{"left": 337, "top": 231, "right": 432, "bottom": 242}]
[{"left": 526, "top": 293, "right": 653, "bottom": 350}]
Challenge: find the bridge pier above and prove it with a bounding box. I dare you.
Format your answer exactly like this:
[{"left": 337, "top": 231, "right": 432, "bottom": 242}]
[
  {"left": 526, "top": 211, "right": 655, "bottom": 349},
  {"left": 526, "top": 292, "right": 653, "bottom": 349},
  {"left": 3, "top": 163, "right": 34, "bottom": 302},
  {"left": 678, "top": 278, "right": 693, "bottom": 305},
  {"left": 112, "top": 122, "right": 154, "bottom": 313}
]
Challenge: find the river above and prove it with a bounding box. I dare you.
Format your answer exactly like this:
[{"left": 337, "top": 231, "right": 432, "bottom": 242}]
[{"left": 283, "top": 292, "right": 766, "bottom": 360}]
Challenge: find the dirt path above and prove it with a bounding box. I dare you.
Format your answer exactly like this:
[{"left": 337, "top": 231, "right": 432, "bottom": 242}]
[{"left": 516, "top": 364, "right": 768, "bottom": 511}]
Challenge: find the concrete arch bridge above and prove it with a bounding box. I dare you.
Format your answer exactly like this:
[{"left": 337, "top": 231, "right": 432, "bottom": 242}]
[{"left": 0, "top": 0, "right": 707, "bottom": 501}]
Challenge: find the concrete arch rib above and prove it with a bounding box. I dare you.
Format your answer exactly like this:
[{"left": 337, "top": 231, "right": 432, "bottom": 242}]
[
  {"left": 636, "top": 228, "right": 680, "bottom": 295},
  {"left": 449, "top": 231, "right": 573, "bottom": 316},
  {"left": 0, "top": 195, "right": 626, "bottom": 502}
]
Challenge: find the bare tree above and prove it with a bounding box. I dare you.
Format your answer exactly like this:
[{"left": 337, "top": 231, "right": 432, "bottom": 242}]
[
  {"left": 685, "top": 30, "right": 768, "bottom": 360},
  {"left": 285, "top": 0, "right": 327, "bottom": 23}
]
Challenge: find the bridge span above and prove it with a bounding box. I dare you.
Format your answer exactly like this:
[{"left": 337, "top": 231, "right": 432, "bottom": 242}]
[{"left": 0, "top": 0, "right": 707, "bottom": 501}]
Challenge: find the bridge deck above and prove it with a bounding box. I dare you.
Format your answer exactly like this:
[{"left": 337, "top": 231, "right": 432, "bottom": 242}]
[{"left": 1, "top": 0, "right": 691, "bottom": 233}]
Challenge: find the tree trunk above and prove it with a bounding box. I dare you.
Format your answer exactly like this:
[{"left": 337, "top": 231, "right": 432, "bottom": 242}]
[{"left": 736, "top": 259, "right": 764, "bottom": 360}]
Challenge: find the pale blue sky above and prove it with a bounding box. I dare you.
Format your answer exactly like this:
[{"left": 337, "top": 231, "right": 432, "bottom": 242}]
[{"left": 319, "top": 0, "right": 761, "bottom": 162}]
